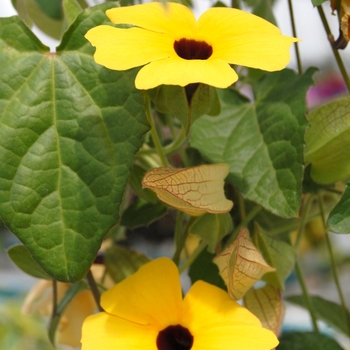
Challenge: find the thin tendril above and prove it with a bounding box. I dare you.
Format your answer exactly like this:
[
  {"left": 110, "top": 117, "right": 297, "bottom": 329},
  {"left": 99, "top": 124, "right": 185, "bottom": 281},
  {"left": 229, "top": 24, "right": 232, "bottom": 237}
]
[
  {"left": 294, "top": 261, "right": 320, "bottom": 334},
  {"left": 143, "top": 92, "right": 169, "bottom": 167},
  {"left": 317, "top": 5, "right": 350, "bottom": 93},
  {"left": 179, "top": 240, "right": 208, "bottom": 274},
  {"left": 288, "top": 0, "right": 303, "bottom": 74}
]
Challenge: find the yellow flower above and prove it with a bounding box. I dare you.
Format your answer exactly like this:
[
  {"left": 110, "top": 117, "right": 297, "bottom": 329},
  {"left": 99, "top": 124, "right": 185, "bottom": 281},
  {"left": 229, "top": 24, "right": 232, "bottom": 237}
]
[
  {"left": 85, "top": 2, "right": 299, "bottom": 89},
  {"left": 81, "top": 258, "right": 279, "bottom": 350}
]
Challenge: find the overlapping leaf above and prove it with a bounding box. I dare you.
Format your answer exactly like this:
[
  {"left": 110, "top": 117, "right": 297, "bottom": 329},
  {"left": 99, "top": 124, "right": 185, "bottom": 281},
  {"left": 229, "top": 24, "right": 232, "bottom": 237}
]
[
  {"left": 0, "top": 4, "right": 149, "bottom": 282},
  {"left": 213, "top": 227, "right": 275, "bottom": 300},
  {"left": 244, "top": 284, "right": 284, "bottom": 335},
  {"left": 189, "top": 213, "right": 233, "bottom": 253},
  {"left": 190, "top": 68, "right": 316, "bottom": 218},
  {"left": 305, "top": 96, "right": 350, "bottom": 184},
  {"left": 253, "top": 225, "right": 296, "bottom": 288},
  {"left": 328, "top": 185, "right": 350, "bottom": 233}
]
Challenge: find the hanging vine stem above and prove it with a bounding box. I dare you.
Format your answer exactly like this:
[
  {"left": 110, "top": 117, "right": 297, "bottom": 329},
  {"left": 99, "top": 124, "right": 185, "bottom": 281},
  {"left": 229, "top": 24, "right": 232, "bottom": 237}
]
[
  {"left": 317, "top": 5, "right": 350, "bottom": 93},
  {"left": 86, "top": 270, "right": 103, "bottom": 312},
  {"left": 179, "top": 240, "right": 208, "bottom": 274},
  {"left": 173, "top": 213, "right": 195, "bottom": 266},
  {"left": 51, "top": 279, "right": 58, "bottom": 320},
  {"left": 317, "top": 192, "right": 350, "bottom": 336},
  {"left": 143, "top": 92, "right": 169, "bottom": 167},
  {"left": 287, "top": 0, "right": 303, "bottom": 74},
  {"left": 294, "top": 261, "right": 320, "bottom": 334}
]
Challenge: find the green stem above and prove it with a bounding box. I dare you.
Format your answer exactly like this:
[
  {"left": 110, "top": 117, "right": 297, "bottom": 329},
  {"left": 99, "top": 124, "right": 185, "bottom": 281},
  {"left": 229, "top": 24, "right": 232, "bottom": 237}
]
[
  {"left": 317, "top": 5, "right": 350, "bottom": 93},
  {"left": 86, "top": 270, "right": 103, "bottom": 312},
  {"left": 173, "top": 211, "right": 185, "bottom": 265},
  {"left": 288, "top": 0, "right": 303, "bottom": 74},
  {"left": 179, "top": 240, "right": 208, "bottom": 274},
  {"left": 318, "top": 192, "right": 350, "bottom": 335},
  {"left": 294, "top": 261, "right": 320, "bottom": 333},
  {"left": 173, "top": 213, "right": 193, "bottom": 265},
  {"left": 143, "top": 93, "right": 169, "bottom": 167},
  {"left": 51, "top": 279, "right": 58, "bottom": 318},
  {"left": 238, "top": 192, "right": 246, "bottom": 222}
]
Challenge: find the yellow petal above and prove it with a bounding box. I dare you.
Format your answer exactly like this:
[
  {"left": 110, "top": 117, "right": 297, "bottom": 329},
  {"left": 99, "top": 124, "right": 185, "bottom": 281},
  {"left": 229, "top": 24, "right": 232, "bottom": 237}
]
[
  {"left": 101, "top": 258, "right": 182, "bottom": 328},
  {"left": 213, "top": 228, "right": 275, "bottom": 300},
  {"left": 106, "top": 2, "right": 197, "bottom": 38},
  {"left": 81, "top": 312, "right": 157, "bottom": 350},
  {"left": 244, "top": 284, "right": 285, "bottom": 336},
  {"left": 135, "top": 58, "right": 238, "bottom": 89},
  {"left": 142, "top": 164, "right": 233, "bottom": 216},
  {"left": 181, "top": 281, "right": 279, "bottom": 350},
  {"left": 193, "top": 324, "right": 279, "bottom": 350},
  {"left": 85, "top": 25, "right": 172, "bottom": 70},
  {"left": 198, "top": 7, "right": 299, "bottom": 71}
]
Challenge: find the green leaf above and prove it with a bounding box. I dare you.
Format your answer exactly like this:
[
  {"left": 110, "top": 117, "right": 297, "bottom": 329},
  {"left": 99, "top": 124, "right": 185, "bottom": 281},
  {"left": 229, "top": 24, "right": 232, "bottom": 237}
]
[
  {"left": 253, "top": 225, "right": 296, "bottom": 289},
  {"left": 151, "top": 84, "right": 220, "bottom": 133},
  {"left": 104, "top": 245, "right": 150, "bottom": 284},
  {"left": 48, "top": 281, "right": 88, "bottom": 345},
  {"left": 120, "top": 198, "right": 167, "bottom": 228},
  {"left": 7, "top": 244, "right": 52, "bottom": 280},
  {"left": 63, "top": 0, "right": 83, "bottom": 28},
  {"left": 278, "top": 332, "right": 344, "bottom": 350},
  {"left": 328, "top": 185, "right": 350, "bottom": 233},
  {"left": 34, "top": 0, "right": 63, "bottom": 20},
  {"left": 12, "top": 0, "right": 64, "bottom": 40},
  {"left": 188, "top": 248, "right": 226, "bottom": 290},
  {"left": 189, "top": 213, "right": 233, "bottom": 253},
  {"left": 242, "top": 0, "right": 277, "bottom": 25},
  {"left": 0, "top": 5, "right": 149, "bottom": 282},
  {"left": 190, "top": 68, "right": 316, "bottom": 218},
  {"left": 305, "top": 96, "right": 350, "bottom": 184},
  {"left": 287, "top": 295, "right": 350, "bottom": 336},
  {"left": 128, "top": 164, "right": 158, "bottom": 204},
  {"left": 311, "top": 0, "right": 329, "bottom": 6}
]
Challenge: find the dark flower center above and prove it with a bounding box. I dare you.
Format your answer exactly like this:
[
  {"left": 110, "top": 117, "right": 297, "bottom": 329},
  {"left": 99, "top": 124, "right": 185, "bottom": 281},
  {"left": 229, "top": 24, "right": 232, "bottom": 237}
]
[
  {"left": 174, "top": 38, "right": 213, "bottom": 60},
  {"left": 156, "top": 325, "right": 194, "bottom": 350}
]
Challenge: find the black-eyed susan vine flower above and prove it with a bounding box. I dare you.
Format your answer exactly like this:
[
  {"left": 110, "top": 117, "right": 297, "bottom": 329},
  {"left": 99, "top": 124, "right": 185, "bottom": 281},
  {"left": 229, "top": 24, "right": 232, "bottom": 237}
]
[
  {"left": 85, "top": 2, "right": 299, "bottom": 90},
  {"left": 81, "top": 258, "right": 279, "bottom": 350}
]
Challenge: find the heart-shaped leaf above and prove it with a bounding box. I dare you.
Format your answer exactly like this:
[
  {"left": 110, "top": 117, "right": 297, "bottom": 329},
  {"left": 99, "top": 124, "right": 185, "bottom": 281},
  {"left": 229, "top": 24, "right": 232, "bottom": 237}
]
[
  {"left": 190, "top": 68, "right": 316, "bottom": 218},
  {"left": 0, "top": 5, "right": 149, "bottom": 282}
]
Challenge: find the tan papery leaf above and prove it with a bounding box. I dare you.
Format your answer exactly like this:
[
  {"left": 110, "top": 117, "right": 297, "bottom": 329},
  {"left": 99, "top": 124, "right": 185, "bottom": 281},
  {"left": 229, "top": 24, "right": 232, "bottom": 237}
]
[
  {"left": 243, "top": 284, "right": 285, "bottom": 336},
  {"left": 213, "top": 227, "right": 275, "bottom": 300},
  {"left": 142, "top": 164, "right": 233, "bottom": 216},
  {"left": 330, "top": 0, "right": 350, "bottom": 48}
]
